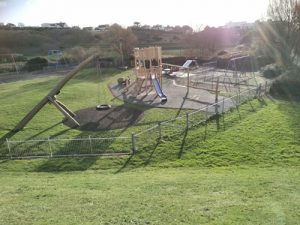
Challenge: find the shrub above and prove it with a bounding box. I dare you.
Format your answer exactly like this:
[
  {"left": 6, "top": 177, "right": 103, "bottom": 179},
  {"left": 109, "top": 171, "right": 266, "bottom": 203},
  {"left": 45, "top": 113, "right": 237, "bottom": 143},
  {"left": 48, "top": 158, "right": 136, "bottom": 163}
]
[
  {"left": 23, "top": 57, "right": 48, "bottom": 71},
  {"left": 262, "top": 64, "right": 282, "bottom": 78},
  {"left": 217, "top": 50, "right": 228, "bottom": 56},
  {"left": 270, "top": 66, "right": 300, "bottom": 99}
]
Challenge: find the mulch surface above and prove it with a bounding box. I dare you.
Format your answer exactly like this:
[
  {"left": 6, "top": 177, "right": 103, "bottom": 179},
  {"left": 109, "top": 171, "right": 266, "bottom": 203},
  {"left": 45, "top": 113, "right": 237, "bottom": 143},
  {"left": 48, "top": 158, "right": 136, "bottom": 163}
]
[{"left": 63, "top": 106, "right": 144, "bottom": 131}]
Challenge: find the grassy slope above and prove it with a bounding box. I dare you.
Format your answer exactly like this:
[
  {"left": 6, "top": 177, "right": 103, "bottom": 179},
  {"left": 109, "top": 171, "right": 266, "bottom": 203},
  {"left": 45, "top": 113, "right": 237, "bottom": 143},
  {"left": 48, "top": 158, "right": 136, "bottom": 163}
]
[
  {"left": 0, "top": 69, "right": 299, "bottom": 224},
  {"left": 0, "top": 167, "right": 299, "bottom": 225}
]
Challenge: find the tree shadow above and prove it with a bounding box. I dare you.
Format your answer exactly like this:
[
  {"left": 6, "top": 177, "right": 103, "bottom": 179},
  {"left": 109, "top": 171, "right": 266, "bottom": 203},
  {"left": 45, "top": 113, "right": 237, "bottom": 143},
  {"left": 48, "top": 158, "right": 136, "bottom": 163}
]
[
  {"left": 35, "top": 157, "right": 98, "bottom": 172},
  {"left": 114, "top": 155, "right": 133, "bottom": 173},
  {"left": 177, "top": 129, "right": 188, "bottom": 159},
  {"left": 143, "top": 138, "right": 161, "bottom": 166},
  {"left": 25, "top": 122, "right": 62, "bottom": 140},
  {"left": 176, "top": 90, "right": 189, "bottom": 117}
]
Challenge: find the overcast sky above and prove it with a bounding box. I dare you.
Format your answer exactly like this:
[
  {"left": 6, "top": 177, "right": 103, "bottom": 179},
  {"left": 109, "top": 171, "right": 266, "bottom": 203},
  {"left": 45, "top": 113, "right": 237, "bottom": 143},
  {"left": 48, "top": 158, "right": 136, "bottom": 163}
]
[{"left": 0, "top": 0, "right": 269, "bottom": 28}]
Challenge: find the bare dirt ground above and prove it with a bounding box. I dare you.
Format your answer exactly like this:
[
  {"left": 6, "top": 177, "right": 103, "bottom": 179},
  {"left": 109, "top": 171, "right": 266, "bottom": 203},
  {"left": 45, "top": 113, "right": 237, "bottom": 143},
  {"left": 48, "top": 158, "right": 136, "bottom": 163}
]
[{"left": 63, "top": 106, "right": 144, "bottom": 131}]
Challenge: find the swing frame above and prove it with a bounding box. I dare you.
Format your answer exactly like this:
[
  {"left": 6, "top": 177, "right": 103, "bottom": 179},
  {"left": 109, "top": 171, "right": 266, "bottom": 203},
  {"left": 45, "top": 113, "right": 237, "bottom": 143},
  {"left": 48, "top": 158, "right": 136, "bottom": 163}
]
[{"left": 13, "top": 53, "right": 101, "bottom": 131}]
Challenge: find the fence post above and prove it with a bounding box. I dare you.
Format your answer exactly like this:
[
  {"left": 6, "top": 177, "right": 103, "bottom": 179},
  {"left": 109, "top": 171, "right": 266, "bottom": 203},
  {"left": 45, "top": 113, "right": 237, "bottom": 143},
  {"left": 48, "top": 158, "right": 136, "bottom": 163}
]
[
  {"left": 48, "top": 137, "right": 52, "bottom": 158},
  {"left": 6, "top": 138, "right": 12, "bottom": 159},
  {"left": 158, "top": 122, "right": 161, "bottom": 139},
  {"left": 264, "top": 81, "right": 268, "bottom": 95},
  {"left": 205, "top": 106, "right": 209, "bottom": 120},
  {"left": 131, "top": 133, "right": 137, "bottom": 154},
  {"left": 257, "top": 84, "right": 262, "bottom": 98},
  {"left": 88, "top": 135, "right": 93, "bottom": 154},
  {"left": 222, "top": 97, "right": 225, "bottom": 114},
  {"left": 185, "top": 112, "right": 189, "bottom": 130}
]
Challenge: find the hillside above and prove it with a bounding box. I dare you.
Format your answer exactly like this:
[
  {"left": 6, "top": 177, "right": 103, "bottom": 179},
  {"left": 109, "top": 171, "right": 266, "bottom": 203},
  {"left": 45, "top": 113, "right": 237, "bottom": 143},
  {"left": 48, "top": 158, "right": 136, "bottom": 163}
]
[
  {"left": 0, "top": 97, "right": 299, "bottom": 224},
  {"left": 0, "top": 66, "right": 299, "bottom": 224}
]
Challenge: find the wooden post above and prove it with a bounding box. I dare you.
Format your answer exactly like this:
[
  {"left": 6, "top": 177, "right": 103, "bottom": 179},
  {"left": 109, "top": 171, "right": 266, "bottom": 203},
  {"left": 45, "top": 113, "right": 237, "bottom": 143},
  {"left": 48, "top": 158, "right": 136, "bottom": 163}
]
[
  {"left": 48, "top": 97, "right": 80, "bottom": 127},
  {"left": 56, "top": 100, "right": 76, "bottom": 117},
  {"left": 13, "top": 53, "right": 99, "bottom": 131}
]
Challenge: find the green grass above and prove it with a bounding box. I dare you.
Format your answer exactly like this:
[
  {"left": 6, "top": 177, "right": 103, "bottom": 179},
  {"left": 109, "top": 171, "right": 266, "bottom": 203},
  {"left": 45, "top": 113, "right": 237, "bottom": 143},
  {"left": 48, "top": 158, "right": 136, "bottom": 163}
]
[
  {"left": 0, "top": 68, "right": 299, "bottom": 224},
  {"left": 0, "top": 166, "right": 299, "bottom": 225}
]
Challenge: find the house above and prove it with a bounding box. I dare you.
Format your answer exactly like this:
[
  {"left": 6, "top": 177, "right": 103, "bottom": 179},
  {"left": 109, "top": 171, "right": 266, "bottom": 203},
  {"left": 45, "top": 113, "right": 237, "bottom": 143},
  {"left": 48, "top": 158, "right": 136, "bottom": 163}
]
[
  {"left": 82, "top": 27, "right": 93, "bottom": 31},
  {"left": 223, "top": 21, "right": 254, "bottom": 30},
  {"left": 48, "top": 49, "right": 63, "bottom": 55},
  {"left": 94, "top": 24, "right": 109, "bottom": 32},
  {"left": 41, "top": 22, "right": 68, "bottom": 28}
]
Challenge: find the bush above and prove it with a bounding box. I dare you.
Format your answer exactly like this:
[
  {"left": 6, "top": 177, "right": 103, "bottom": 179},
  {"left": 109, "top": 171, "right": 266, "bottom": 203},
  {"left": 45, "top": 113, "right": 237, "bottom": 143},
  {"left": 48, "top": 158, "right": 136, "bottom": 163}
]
[
  {"left": 270, "top": 67, "right": 300, "bottom": 99},
  {"left": 262, "top": 64, "right": 282, "bottom": 78},
  {"left": 23, "top": 57, "right": 48, "bottom": 72},
  {"left": 217, "top": 50, "right": 228, "bottom": 56}
]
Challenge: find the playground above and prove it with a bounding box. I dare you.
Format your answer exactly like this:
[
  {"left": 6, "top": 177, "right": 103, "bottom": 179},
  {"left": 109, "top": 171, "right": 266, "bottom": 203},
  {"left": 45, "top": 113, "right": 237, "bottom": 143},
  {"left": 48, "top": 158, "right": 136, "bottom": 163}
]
[
  {"left": 0, "top": 47, "right": 299, "bottom": 225},
  {"left": 0, "top": 46, "right": 270, "bottom": 158},
  {"left": 109, "top": 47, "right": 262, "bottom": 112}
]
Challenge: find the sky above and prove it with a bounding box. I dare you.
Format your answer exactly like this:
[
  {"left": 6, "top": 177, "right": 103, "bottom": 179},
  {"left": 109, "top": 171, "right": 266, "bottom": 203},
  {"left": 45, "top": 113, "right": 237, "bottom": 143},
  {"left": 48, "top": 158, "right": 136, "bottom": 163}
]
[{"left": 0, "top": 0, "right": 270, "bottom": 28}]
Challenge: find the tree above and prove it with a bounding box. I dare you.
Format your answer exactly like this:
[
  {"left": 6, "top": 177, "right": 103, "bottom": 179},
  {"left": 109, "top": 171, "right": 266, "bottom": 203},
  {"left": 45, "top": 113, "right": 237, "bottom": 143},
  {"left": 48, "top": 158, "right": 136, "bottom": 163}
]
[
  {"left": 181, "top": 25, "right": 193, "bottom": 33},
  {"left": 266, "top": 0, "right": 300, "bottom": 66},
  {"left": 103, "top": 24, "right": 137, "bottom": 63},
  {"left": 133, "top": 21, "right": 141, "bottom": 27}
]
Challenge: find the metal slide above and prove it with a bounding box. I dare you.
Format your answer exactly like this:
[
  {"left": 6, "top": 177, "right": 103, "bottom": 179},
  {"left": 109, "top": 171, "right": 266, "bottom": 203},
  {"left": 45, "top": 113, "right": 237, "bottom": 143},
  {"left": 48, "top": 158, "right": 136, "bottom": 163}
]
[{"left": 152, "top": 78, "right": 167, "bottom": 102}]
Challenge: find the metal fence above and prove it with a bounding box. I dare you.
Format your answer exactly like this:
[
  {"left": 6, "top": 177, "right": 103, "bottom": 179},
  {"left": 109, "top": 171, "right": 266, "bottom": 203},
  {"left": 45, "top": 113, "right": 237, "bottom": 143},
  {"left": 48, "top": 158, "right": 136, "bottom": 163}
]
[
  {"left": 133, "top": 86, "right": 265, "bottom": 152},
  {"left": 5, "top": 136, "right": 132, "bottom": 159},
  {"left": 3, "top": 84, "right": 270, "bottom": 159}
]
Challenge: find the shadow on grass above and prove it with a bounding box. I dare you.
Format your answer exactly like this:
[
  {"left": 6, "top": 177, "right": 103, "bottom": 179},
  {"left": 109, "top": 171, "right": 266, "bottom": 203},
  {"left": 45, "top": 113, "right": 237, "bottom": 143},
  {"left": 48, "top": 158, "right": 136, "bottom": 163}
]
[
  {"left": 25, "top": 122, "right": 63, "bottom": 140},
  {"left": 178, "top": 129, "right": 188, "bottom": 159},
  {"left": 115, "top": 155, "right": 133, "bottom": 173},
  {"left": 35, "top": 157, "right": 98, "bottom": 172},
  {"left": 143, "top": 138, "right": 161, "bottom": 165},
  {"left": 176, "top": 90, "right": 189, "bottom": 117},
  {"left": 276, "top": 99, "right": 300, "bottom": 142}
]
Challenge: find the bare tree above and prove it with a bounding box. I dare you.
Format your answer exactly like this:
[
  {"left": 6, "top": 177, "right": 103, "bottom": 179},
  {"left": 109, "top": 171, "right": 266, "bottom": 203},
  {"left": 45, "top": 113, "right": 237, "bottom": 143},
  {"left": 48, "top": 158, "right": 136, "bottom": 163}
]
[
  {"left": 267, "top": 0, "right": 300, "bottom": 65},
  {"left": 103, "top": 24, "right": 137, "bottom": 63}
]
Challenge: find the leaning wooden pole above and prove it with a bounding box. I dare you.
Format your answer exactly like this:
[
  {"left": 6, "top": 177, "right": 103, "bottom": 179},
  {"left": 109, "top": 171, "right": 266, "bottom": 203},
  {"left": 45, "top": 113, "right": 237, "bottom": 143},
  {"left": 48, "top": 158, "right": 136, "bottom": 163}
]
[{"left": 13, "top": 53, "right": 100, "bottom": 131}]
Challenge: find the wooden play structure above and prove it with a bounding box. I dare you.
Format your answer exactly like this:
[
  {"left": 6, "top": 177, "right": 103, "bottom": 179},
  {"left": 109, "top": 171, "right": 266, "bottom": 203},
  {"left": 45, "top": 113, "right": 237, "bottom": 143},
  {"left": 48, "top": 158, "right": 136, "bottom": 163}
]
[
  {"left": 13, "top": 53, "right": 101, "bottom": 131},
  {"left": 129, "top": 47, "right": 166, "bottom": 101}
]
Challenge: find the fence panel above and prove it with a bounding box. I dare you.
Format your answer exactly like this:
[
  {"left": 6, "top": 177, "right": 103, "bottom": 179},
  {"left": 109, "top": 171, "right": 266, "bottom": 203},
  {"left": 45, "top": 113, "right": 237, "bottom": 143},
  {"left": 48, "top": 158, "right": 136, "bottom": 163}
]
[
  {"left": 135, "top": 125, "right": 160, "bottom": 151},
  {"left": 91, "top": 137, "right": 132, "bottom": 154},
  {"left": 9, "top": 139, "right": 50, "bottom": 158},
  {"left": 160, "top": 116, "right": 186, "bottom": 139},
  {"left": 6, "top": 136, "right": 132, "bottom": 159}
]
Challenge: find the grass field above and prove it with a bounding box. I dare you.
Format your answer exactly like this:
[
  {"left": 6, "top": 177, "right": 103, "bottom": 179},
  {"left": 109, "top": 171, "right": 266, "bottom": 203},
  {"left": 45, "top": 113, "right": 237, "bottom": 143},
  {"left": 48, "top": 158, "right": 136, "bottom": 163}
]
[
  {"left": 0, "top": 166, "right": 299, "bottom": 225},
  {"left": 0, "top": 68, "right": 299, "bottom": 224}
]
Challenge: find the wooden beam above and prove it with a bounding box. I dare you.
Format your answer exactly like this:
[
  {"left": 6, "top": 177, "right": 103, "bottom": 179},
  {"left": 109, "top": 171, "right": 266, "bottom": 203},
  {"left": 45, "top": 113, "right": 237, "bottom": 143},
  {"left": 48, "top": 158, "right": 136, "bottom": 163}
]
[
  {"left": 55, "top": 99, "right": 76, "bottom": 117},
  {"left": 48, "top": 97, "right": 80, "bottom": 127},
  {"left": 13, "top": 53, "right": 100, "bottom": 131}
]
